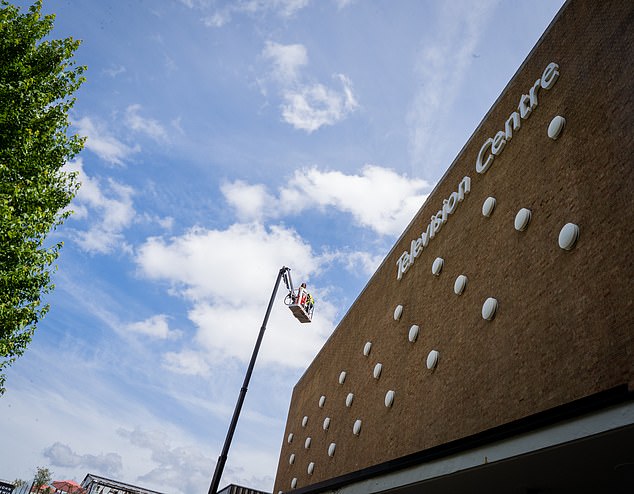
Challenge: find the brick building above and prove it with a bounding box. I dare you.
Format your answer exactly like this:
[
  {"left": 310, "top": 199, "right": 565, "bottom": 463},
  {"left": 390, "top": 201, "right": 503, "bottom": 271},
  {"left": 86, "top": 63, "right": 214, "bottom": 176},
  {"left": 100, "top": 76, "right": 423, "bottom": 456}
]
[{"left": 274, "top": 1, "right": 634, "bottom": 493}]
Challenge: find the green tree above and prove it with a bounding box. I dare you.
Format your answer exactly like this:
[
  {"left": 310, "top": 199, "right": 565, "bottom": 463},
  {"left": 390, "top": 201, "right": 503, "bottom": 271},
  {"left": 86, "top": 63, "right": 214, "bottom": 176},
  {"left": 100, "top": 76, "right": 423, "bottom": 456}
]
[
  {"left": 32, "top": 466, "right": 52, "bottom": 492},
  {"left": 0, "top": 0, "right": 85, "bottom": 393}
]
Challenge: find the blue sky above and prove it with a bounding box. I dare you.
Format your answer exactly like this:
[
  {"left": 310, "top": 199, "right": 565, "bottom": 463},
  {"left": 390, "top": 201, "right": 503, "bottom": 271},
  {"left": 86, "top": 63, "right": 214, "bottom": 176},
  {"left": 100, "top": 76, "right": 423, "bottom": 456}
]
[{"left": 1, "top": 1, "right": 564, "bottom": 492}]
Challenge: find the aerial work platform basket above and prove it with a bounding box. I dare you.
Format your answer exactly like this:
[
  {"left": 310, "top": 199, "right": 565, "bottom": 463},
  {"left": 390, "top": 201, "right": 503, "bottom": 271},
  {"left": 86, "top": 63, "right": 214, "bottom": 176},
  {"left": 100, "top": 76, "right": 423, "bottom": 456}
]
[
  {"left": 288, "top": 300, "right": 313, "bottom": 323},
  {"left": 282, "top": 268, "right": 314, "bottom": 323}
]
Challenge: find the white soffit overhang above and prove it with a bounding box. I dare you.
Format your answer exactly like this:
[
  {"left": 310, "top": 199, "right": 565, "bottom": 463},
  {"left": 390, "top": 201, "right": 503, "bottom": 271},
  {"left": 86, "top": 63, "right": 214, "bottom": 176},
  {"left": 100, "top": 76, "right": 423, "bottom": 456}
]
[{"left": 309, "top": 400, "right": 634, "bottom": 494}]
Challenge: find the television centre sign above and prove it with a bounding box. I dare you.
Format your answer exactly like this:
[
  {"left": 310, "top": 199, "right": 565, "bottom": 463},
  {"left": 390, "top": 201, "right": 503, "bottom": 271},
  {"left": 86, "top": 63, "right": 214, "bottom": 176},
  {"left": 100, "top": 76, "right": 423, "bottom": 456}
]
[{"left": 396, "top": 62, "right": 561, "bottom": 280}]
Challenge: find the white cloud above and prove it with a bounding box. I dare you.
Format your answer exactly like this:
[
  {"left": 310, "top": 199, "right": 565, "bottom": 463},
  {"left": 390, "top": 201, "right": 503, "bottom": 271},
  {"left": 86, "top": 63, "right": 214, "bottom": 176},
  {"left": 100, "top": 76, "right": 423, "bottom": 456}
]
[
  {"left": 0, "top": 356, "right": 211, "bottom": 494},
  {"left": 407, "top": 0, "right": 498, "bottom": 172},
  {"left": 202, "top": 0, "right": 310, "bottom": 27},
  {"left": 135, "top": 222, "right": 335, "bottom": 371},
  {"left": 126, "top": 315, "right": 182, "bottom": 340},
  {"left": 219, "top": 443, "right": 276, "bottom": 490},
  {"left": 102, "top": 64, "right": 126, "bottom": 78},
  {"left": 136, "top": 223, "right": 317, "bottom": 303},
  {"left": 281, "top": 74, "right": 358, "bottom": 132},
  {"left": 202, "top": 11, "right": 229, "bottom": 27},
  {"left": 325, "top": 249, "right": 385, "bottom": 276},
  {"left": 186, "top": 296, "right": 333, "bottom": 367},
  {"left": 43, "top": 442, "right": 123, "bottom": 477},
  {"left": 74, "top": 106, "right": 167, "bottom": 166},
  {"left": 274, "top": 0, "right": 311, "bottom": 17},
  {"left": 156, "top": 296, "right": 335, "bottom": 375},
  {"left": 220, "top": 180, "right": 275, "bottom": 222},
  {"left": 139, "top": 213, "right": 175, "bottom": 231},
  {"left": 75, "top": 116, "right": 140, "bottom": 166},
  {"left": 65, "top": 158, "right": 136, "bottom": 254},
  {"left": 124, "top": 104, "right": 169, "bottom": 143},
  {"left": 171, "top": 116, "right": 185, "bottom": 135},
  {"left": 222, "top": 165, "right": 430, "bottom": 236},
  {"left": 263, "top": 41, "right": 307, "bottom": 83},
  {"left": 157, "top": 215, "right": 175, "bottom": 230},
  {"left": 118, "top": 426, "right": 211, "bottom": 491},
  {"left": 283, "top": 165, "right": 428, "bottom": 235},
  {"left": 117, "top": 426, "right": 273, "bottom": 493},
  {"left": 334, "top": 0, "right": 355, "bottom": 8},
  {"left": 262, "top": 42, "right": 359, "bottom": 132},
  {"left": 163, "top": 350, "right": 211, "bottom": 376}
]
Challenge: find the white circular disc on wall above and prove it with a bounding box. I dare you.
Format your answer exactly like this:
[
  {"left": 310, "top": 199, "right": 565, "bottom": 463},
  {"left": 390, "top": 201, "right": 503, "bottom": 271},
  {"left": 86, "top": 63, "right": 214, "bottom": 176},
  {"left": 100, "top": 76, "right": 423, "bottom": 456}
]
[
  {"left": 482, "top": 196, "right": 496, "bottom": 217},
  {"left": 454, "top": 274, "right": 468, "bottom": 295},
  {"left": 307, "top": 462, "right": 315, "bottom": 475},
  {"left": 323, "top": 417, "right": 330, "bottom": 430},
  {"left": 408, "top": 325, "right": 419, "bottom": 342},
  {"left": 291, "top": 478, "right": 297, "bottom": 489},
  {"left": 304, "top": 437, "right": 311, "bottom": 449},
  {"left": 289, "top": 453, "right": 295, "bottom": 465},
  {"left": 393, "top": 304, "right": 403, "bottom": 320},
  {"left": 346, "top": 393, "right": 354, "bottom": 407},
  {"left": 353, "top": 419, "right": 362, "bottom": 436},
  {"left": 338, "top": 371, "right": 347, "bottom": 384},
  {"left": 287, "top": 432, "right": 294, "bottom": 444},
  {"left": 328, "top": 442, "right": 336, "bottom": 457},
  {"left": 548, "top": 115, "right": 566, "bottom": 140},
  {"left": 373, "top": 363, "right": 383, "bottom": 379},
  {"left": 514, "top": 208, "right": 532, "bottom": 231},
  {"left": 384, "top": 390, "right": 395, "bottom": 408},
  {"left": 302, "top": 416, "right": 308, "bottom": 427},
  {"left": 363, "top": 341, "right": 372, "bottom": 356},
  {"left": 482, "top": 297, "right": 498, "bottom": 321},
  {"left": 432, "top": 257, "right": 444, "bottom": 276},
  {"left": 318, "top": 395, "right": 326, "bottom": 408},
  {"left": 558, "top": 223, "right": 580, "bottom": 250},
  {"left": 426, "top": 350, "right": 440, "bottom": 370}
]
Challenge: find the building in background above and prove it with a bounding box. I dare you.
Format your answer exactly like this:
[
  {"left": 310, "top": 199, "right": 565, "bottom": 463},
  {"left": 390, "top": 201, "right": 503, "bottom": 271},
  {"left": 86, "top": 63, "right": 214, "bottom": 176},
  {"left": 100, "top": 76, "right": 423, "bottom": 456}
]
[
  {"left": 0, "top": 480, "right": 14, "bottom": 494},
  {"left": 80, "top": 474, "right": 165, "bottom": 494},
  {"left": 274, "top": 1, "right": 634, "bottom": 493},
  {"left": 217, "top": 484, "right": 270, "bottom": 494},
  {"left": 0, "top": 474, "right": 271, "bottom": 494}
]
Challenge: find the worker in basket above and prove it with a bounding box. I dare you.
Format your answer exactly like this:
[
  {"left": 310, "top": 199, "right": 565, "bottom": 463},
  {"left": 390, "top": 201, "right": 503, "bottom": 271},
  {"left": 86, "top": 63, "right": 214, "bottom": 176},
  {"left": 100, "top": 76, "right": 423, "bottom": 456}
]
[
  {"left": 282, "top": 268, "right": 314, "bottom": 323},
  {"left": 306, "top": 292, "right": 314, "bottom": 314},
  {"left": 297, "top": 282, "right": 314, "bottom": 314}
]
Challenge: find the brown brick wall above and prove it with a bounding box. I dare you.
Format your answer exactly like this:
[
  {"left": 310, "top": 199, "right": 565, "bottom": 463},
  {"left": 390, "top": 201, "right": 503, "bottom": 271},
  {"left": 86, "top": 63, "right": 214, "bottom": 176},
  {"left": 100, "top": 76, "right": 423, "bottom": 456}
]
[{"left": 274, "top": 1, "right": 634, "bottom": 491}]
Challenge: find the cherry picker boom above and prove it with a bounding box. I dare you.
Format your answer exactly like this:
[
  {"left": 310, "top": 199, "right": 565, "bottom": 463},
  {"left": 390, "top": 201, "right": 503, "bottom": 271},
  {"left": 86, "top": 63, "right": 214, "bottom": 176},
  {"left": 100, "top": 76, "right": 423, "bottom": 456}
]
[{"left": 207, "top": 266, "right": 313, "bottom": 494}]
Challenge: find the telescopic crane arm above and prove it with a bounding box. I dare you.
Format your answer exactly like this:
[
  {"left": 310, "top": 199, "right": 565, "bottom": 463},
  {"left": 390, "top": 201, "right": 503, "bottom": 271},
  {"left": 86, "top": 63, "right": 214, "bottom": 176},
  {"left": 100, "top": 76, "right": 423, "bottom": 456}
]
[{"left": 282, "top": 266, "right": 294, "bottom": 294}]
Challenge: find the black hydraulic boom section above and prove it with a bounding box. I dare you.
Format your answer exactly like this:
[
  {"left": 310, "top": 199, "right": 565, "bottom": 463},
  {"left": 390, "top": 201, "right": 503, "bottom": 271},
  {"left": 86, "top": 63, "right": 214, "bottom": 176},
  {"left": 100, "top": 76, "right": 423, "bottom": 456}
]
[{"left": 206, "top": 266, "right": 313, "bottom": 494}]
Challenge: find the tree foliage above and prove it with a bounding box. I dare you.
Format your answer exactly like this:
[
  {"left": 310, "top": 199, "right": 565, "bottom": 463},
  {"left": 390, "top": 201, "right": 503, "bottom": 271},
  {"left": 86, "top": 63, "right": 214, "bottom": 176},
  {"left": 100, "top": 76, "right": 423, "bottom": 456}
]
[
  {"left": 33, "top": 466, "right": 53, "bottom": 491},
  {"left": 0, "top": 0, "right": 85, "bottom": 393}
]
